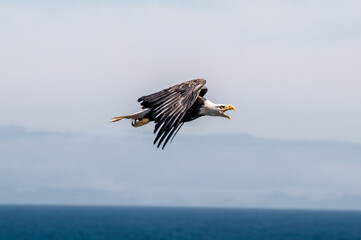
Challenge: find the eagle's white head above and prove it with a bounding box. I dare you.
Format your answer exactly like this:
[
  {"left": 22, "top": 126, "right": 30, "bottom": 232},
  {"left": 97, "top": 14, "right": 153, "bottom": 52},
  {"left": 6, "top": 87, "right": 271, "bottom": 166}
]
[{"left": 200, "top": 99, "right": 236, "bottom": 119}]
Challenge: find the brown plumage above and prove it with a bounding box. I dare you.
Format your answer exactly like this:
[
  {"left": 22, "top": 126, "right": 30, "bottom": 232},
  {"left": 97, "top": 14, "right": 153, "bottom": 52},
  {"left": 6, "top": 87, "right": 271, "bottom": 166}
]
[{"left": 110, "top": 79, "right": 235, "bottom": 149}]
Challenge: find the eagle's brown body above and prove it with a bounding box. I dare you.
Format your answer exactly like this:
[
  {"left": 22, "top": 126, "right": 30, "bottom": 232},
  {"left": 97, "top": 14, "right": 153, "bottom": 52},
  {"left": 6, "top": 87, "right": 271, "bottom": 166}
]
[{"left": 110, "top": 79, "right": 235, "bottom": 149}]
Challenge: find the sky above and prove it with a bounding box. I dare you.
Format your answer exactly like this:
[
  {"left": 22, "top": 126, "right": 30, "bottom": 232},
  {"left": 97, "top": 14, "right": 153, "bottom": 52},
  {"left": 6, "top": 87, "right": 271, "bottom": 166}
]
[
  {"left": 1, "top": 0, "right": 360, "bottom": 143},
  {"left": 1, "top": 1, "right": 361, "bottom": 209}
]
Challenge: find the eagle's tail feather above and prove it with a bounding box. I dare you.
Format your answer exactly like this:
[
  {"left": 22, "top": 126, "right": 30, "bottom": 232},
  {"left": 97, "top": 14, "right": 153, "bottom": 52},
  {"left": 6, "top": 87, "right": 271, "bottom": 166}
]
[
  {"left": 109, "top": 113, "right": 139, "bottom": 123},
  {"left": 109, "top": 116, "right": 126, "bottom": 122},
  {"left": 109, "top": 108, "right": 151, "bottom": 123}
]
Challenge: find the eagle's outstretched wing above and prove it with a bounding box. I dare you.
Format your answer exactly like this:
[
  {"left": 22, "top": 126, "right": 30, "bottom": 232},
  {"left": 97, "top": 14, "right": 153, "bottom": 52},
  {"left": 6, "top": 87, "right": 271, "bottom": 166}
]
[{"left": 138, "top": 79, "right": 207, "bottom": 149}]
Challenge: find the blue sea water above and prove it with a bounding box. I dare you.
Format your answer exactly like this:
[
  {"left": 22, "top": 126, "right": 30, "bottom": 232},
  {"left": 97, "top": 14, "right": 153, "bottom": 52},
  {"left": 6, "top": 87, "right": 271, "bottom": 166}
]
[{"left": 0, "top": 205, "right": 360, "bottom": 240}]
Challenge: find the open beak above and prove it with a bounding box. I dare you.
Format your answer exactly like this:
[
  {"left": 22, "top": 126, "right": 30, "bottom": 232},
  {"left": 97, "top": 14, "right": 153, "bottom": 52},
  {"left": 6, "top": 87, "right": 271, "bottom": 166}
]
[{"left": 222, "top": 105, "right": 236, "bottom": 120}]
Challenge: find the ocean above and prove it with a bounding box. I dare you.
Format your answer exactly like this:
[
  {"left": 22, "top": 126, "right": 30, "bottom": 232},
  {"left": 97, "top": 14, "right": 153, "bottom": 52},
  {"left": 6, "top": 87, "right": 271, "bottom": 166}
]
[{"left": 0, "top": 205, "right": 360, "bottom": 240}]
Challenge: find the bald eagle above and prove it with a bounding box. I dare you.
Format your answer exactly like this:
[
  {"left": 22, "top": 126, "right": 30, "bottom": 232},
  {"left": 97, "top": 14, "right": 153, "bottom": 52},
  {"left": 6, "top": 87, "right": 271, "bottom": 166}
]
[{"left": 109, "top": 79, "right": 235, "bottom": 149}]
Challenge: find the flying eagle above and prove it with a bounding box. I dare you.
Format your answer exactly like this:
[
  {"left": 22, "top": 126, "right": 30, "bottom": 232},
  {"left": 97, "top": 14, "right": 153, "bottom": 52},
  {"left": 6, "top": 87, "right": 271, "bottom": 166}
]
[{"left": 109, "top": 79, "right": 235, "bottom": 149}]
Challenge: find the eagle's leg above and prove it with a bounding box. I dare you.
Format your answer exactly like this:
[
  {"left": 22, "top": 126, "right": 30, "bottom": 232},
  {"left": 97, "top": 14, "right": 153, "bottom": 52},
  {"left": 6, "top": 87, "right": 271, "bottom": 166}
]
[{"left": 132, "top": 118, "right": 150, "bottom": 127}]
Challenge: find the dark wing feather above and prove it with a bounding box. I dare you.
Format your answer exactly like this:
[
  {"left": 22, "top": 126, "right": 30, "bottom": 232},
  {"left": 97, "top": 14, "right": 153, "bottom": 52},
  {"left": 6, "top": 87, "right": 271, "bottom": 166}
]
[{"left": 138, "top": 79, "right": 206, "bottom": 149}]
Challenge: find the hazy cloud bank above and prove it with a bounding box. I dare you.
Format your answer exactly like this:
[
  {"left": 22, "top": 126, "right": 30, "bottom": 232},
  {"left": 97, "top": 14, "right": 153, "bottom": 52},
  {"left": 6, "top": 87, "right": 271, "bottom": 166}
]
[{"left": 1, "top": 125, "right": 361, "bottom": 210}]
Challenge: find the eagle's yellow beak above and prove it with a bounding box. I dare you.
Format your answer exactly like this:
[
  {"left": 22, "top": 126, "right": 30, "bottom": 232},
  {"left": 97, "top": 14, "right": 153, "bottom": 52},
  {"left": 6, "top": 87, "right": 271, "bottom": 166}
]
[
  {"left": 226, "top": 105, "right": 236, "bottom": 111},
  {"left": 222, "top": 105, "right": 236, "bottom": 120}
]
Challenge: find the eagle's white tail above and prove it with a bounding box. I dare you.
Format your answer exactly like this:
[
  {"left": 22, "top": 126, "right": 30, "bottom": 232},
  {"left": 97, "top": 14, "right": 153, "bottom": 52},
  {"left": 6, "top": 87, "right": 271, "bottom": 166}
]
[
  {"left": 109, "top": 114, "right": 136, "bottom": 123},
  {"left": 109, "top": 109, "right": 151, "bottom": 124}
]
